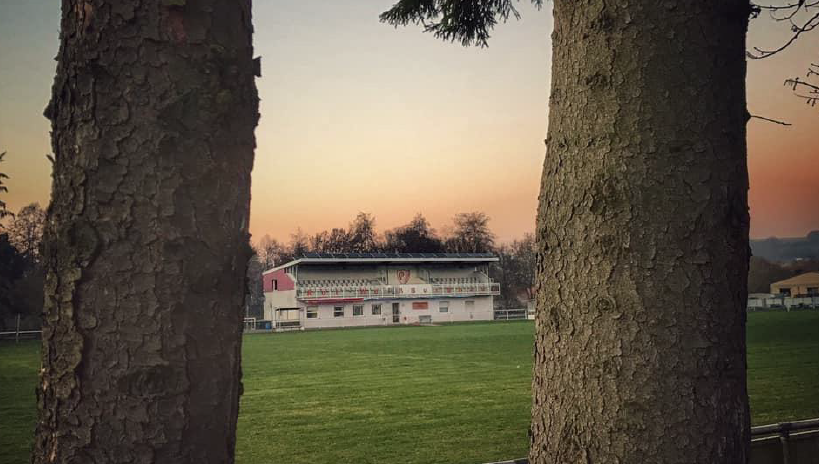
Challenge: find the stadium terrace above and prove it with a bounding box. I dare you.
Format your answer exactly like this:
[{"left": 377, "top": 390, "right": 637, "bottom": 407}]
[{"left": 261, "top": 253, "right": 501, "bottom": 330}]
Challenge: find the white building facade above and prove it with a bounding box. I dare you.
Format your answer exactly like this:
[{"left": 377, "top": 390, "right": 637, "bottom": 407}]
[{"left": 262, "top": 253, "right": 500, "bottom": 330}]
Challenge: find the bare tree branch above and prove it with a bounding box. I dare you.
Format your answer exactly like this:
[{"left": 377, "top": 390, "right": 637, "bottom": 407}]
[
  {"left": 749, "top": 114, "right": 793, "bottom": 125},
  {"left": 747, "top": 9, "right": 819, "bottom": 59},
  {"left": 785, "top": 76, "right": 819, "bottom": 93}
]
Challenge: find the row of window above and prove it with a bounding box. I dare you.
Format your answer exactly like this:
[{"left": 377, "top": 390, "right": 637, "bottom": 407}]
[
  {"left": 306, "top": 304, "right": 382, "bottom": 319},
  {"left": 305, "top": 301, "right": 468, "bottom": 319},
  {"left": 777, "top": 287, "right": 819, "bottom": 297}
]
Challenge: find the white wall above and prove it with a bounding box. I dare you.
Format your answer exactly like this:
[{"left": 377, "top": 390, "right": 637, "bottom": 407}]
[
  {"left": 264, "top": 290, "right": 298, "bottom": 320},
  {"left": 299, "top": 296, "right": 494, "bottom": 329}
]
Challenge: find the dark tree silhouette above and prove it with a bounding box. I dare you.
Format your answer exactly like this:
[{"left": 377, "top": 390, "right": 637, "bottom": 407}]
[
  {"left": 384, "top": 213, "right": 445, "bottom": 253},
  {"left": 347, "top": 212, "right": 379, "bottom": 252},
  {"left": 446, "top": 211, "right": 495, "bottom": 253},
  {"left": 0, "top": 233, "right": 26, "bottom": 330}
]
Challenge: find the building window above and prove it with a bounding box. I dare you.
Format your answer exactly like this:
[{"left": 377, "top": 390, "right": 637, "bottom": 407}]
[
  {"left": 307, "top": 307, "right": 318, "bottom": 319},
  {"left": 439, "top": 301, "right": 449, "bottom": 313},
  {"left": 465, "top": 300, "right": 475, "bottom": 311},
  {"left": 353, "top": 305, "right": 364, "bottom": 316},
  {"left": 807, "top": 287, "right": 818, "bottom": 296},
  {"left": 273, "top": 279, "right": 278, "bottom": 290},
  {"left": 372, "top": 304, "right": 382, "bottom": 315},
  {"left": 334, "top": 306, "right": 344, "bottom": 317},
  {"left": 779, "top": 287, "right": 792, "bottom": 297}
]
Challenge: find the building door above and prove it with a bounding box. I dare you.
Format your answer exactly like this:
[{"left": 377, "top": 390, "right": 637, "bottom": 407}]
[{"left": 392, "top": 302, "right": 400, "bottom": 323}]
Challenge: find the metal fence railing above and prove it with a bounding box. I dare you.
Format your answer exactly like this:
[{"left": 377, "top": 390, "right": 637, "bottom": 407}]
[
  {"left": 0, "top": 314, "right": 42, "bottom": 342},
  {"left": 483, "top": 418, "right": 819, "bottom": 464},
  {"left": 750, "top": 418, "right": 819, "bottom": 464}
]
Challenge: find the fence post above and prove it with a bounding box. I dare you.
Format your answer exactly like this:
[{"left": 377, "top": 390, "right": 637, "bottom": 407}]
[
  {"left": 15, "top": 313, "right": 20, "bottom": 343},
  {"left": 779, "top": 422, "right": 791, "bottom": 464}
]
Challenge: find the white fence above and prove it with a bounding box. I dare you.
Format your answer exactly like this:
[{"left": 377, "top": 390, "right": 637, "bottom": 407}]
[
  {"left": 494, "top": 308, "right": 528, "bottom": 320},
  {"left": 748, "top": 296, "right": 819, "bottom": 310}
]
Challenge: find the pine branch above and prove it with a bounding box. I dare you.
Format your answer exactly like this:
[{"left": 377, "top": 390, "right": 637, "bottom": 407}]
[{"left": 380, "top": 0, "right": 543, "bottom": 47}]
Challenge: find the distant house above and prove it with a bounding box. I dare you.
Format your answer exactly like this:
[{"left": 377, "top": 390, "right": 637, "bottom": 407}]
[
  {"left": 770, "top": 272, "right": 819, "bottom": 297},
  {"left": 262, "top": 253, "right": 500, "bottom": 330}
]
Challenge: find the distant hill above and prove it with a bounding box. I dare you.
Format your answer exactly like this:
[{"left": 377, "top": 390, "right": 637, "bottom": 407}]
[{"left": 751, "top": 231, "right": 819, "bottom": 262}]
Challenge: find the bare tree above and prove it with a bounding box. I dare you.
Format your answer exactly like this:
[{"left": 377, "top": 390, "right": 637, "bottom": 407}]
[
  {"left": 785, "top": 62, "right": 819, "bottom": 107},
  {"left": 7, "top": 202, "right": 45, "bottom": 262},
  {"left": 34, "top": 1, "right": 258, "bottom": 462},
  {"left": 256, "top": 234, "right": 288, "bottom": 269},
  {"left": 491, "top": 234, "right": 536, "bottom": 307},
  {"left": 325, "top": 227, "right": 351, "bottom": 252},
  {"left": 0, "top": 152, "right": 12, "bottom": 224},
  {"left": 446, "top": 211, "right": 495, "bottom": 253},
  {"left": 347, "top": 212, "right": 379, "bottom": 252},
  {"left": 290, "top": 228, "right": 311, "bottom": 257},
  {"left": 749, "top": 1, "right": 819, "bottom": 108},
  {"left": 748, "top": 1, "right": 819, "bottom": 59}
]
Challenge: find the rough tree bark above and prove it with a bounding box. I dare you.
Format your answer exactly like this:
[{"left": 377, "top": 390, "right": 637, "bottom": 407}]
[
  {"left": 531, "top": 1, "right": 751, "bottom": 462},
  {"left": 34, "top": 1, "right": 258, "bottom": 463}
]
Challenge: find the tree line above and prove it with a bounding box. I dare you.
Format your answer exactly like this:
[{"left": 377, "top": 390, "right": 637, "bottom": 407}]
[
  {"left": 749, "top": 256, "right": 819, "bottom": 293},
  {"left": 751, "top": 231, "right": 819, "bottom": 262},
  {"left": 0, "top": 202, "right": 45, "bottom": 331},
  {"left": 0, "top": 202, "right": 538, "bottom": 327},
  {"left": 245, "top": 211, "right": 537, "bottom": 318},
  {"left": 7, "top": 200, "right": 813, "bottom": 326}
]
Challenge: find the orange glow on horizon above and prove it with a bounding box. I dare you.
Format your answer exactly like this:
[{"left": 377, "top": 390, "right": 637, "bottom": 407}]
[{"left": 0, "top": 1, "right": 816, "bottom": 244}]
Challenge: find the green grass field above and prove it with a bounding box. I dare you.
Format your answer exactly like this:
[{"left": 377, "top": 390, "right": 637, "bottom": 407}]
[{"left": 2, "top": 311, "right": 818, "bottom": 464}]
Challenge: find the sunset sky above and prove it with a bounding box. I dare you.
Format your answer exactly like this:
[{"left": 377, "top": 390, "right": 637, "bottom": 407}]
[{"left": 0, "top": 1, "right": 817, "bottom": 243}]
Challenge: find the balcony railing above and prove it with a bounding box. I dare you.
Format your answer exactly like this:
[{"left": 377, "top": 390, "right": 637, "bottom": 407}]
[{"left": 296, "top": 282, "right": 500, "bottom": 301}]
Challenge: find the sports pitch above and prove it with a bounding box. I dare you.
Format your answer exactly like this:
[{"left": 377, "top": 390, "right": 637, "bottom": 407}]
[{"left": 2, "top": 311, "right": 818, "bottom": 464}]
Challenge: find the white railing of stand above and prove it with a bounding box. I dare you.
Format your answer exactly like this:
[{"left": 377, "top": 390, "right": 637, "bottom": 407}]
[{"left": 295, "top": 282, "right": 501, "bottom": 301}]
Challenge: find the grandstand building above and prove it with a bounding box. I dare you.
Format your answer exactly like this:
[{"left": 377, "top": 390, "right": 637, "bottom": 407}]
[{"left": 262, "top": 253, "right": 500, "bottom": 330}]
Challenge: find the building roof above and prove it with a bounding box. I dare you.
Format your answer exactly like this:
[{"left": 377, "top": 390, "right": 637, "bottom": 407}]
[
  {"left": 771, "top": 272, "right": 819, "bottom": 287},
  {"left": 263, "top": 252, "right": 498, "bottom": 274}
]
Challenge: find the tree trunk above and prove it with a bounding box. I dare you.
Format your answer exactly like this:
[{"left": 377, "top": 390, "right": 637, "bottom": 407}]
[
  {"left": 34, "top": 1, "right": 257, "bottom": 463},
  {"left": 531, "top": 1, "right": 751, "bottom": 462}
]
